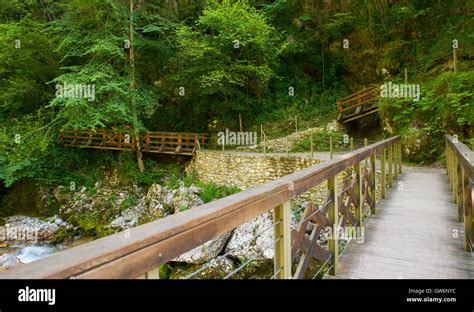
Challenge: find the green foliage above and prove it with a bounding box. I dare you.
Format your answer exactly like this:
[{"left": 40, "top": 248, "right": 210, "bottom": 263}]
[
  {"left": 0, "top": 19, "right": 58, "bottom": 120},
  {"left": 163, "top": 0, "right": 285, "bottom": 131},
  {"left": 292, "top": 131, "right": 345, "bottom": 153},
  {"left": 198, "top": 182, "right": 240, "bottom": 203},
  {"left": 0, "top": 0, "right": 473, "bottom": 191},
  {"left": 47, "top": 0, "right": 158, "bottom": 131},
  {"left": 390, "top": 71, "right": 474, "bottom": 162},
  {"left": 0, "top": 117, "right": 52, "bottom": 186}
]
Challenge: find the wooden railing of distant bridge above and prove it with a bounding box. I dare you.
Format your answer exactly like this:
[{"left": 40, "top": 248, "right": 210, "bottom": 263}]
[
  {"left": 0, "top": 136, "right": 402, "bottom": 279},
  {"left": 59, "top": 129, "right": 210, "bottom": 155},
  {"left": 445, "top": 134, "right": 474, "bottom": 252},
  {"left": 336, "top": 85, "right": 380, "bottom": 123}
]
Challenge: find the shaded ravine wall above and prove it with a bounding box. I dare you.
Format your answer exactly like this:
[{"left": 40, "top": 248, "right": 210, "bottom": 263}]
[{"left": 186, "top": 150, "right": 323, "bottom": 190}]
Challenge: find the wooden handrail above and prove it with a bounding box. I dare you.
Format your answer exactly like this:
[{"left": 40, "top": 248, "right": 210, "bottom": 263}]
[
  {"left": 58, "top": 129, "right": 209, "bottom": 155},
  {"left": 445, "top": 134, "right": 473, "bottom": 252},
  {"left": 1, "top": 136, "right": 401, "bottom": 279},
  {"left": 445, "top": 135, "right": 474, "bottom": 180},
  {"left": 339, "top": 85, "right": 379, "bottom": 102}
]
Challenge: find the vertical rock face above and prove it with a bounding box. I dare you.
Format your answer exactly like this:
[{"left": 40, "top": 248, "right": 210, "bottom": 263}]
[{"left": 187, "top": 150, "right": 322, "bottom": 190}]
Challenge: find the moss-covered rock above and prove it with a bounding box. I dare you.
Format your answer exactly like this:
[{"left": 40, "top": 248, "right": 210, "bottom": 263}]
[
  {"left": 1, "top": 179, "right": 59, "bottom": 218},
  {"left": 169, "top": 257, "right": 234, "bottom": 279}
]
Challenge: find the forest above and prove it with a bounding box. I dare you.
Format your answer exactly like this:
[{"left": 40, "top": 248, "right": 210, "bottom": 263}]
[
  {"left": 0, "top": 0, "right": 472, "bottom": 279},
  {"left": 0, "top": 0, "right": 472, "bottom": 188}
]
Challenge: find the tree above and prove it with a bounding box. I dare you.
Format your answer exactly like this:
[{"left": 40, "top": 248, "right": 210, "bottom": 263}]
[
  {"left": 47, "top": 0, "right": 160, "bottom": 170},
  {"left": 169, "top": 0, "right": 285, "bottom": 129}
]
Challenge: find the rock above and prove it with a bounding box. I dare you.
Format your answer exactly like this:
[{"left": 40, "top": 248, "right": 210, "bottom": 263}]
[
  {"left": 225, "top": 213, "right": 275, "bottom": 260},
  {"left": 109, "top": 183, "right": 204, "bottom": 231},
  {"left": 326, "top": 120, "right": 341, "bottom": 132},
  {"left": 174, "top": 232, "right": 232, "bottom": 264},
  {"left": 168, "top": 183, "right": 204, "bottom": 213},
  {"left": 144, "top": 184, "right": 172, "bottom": 217},
  {"left": 188, "top": 186, "right": 202, "bottom": 194},
  {"left": 170, "top": 257, "right": 235, "bottom": 279},
  {"left": 225, "top": 211, "right": 298, "bottom": 261},
  {"left": 0, "top": 253, "right": 22, "bottom": 270},
  {"left": 0, "top": 216, "right": 73, "bottom": 243},
  {"left": 53, "top": 186, "right": 71, "bottom": 205},
  {"left": 109, "top": 204, "right": 144, "bottom": 230}
]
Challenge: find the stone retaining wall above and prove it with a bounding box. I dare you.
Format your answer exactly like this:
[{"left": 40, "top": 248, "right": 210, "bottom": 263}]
[{"left": 186, "top": 150, "right": 323, "bottom": 190}]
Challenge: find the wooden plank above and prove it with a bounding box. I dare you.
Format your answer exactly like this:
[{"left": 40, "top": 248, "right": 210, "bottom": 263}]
[
  {"left": 324, "top": 170, "right": 474, "bottom": 279},
  {"left": 328, "top": 175, "right": 338, "bottom": 275}
]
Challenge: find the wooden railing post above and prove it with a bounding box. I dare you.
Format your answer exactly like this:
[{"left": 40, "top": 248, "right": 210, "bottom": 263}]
[
  {"left": 457, "top": 162, "right": 463, "bottom": 222},
  {"left": 462, "top": 172, "right": 473, "bottom": 251},
  {"left": 394, "top": 142, "right": 399, "bottom": 180},
  {"left": 273, "top": 201, "right": 292, "bottom": 279},
  {"left": 445, "top": 141, "right": 449, "bottom": 176},
  {"left": 447, "top": 146, "right": 451, "bottom": 188},
  {"left": 398, "top": 142, "right": 403, "bottom": 174},
  {"left": 453, "top": 155, "right": 458, "bottom": 204},
  {"left": 388, "top": 144, "right": 393, "bottom": 189},
  {"left": 370, "top": 151, "right": 376, "bottom": 214},
  {"left": 381, "top": 148, "right": 387, "bottom": 199},
  {"left": 328, "top": 176, "right": 339, "bottom": 275},
  {"left": 364, "top": 138, "right": 368, "bottom": 166},
  {"left": 144, "top": 268, "right": 160, "bottom": 279},
  {"left": 354, "top": 162, "right": 363, "bottom": 227},
  {"left": 329, "top": 137, "right": 333, "bottom": 159},
  {"left": 350, "top": 137, "right": 354, "bottom": 151}
]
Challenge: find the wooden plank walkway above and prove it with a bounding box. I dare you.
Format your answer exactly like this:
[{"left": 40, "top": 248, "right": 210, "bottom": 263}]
[{"left": 326, "top": 167, "right": 474, "bottom": 279}]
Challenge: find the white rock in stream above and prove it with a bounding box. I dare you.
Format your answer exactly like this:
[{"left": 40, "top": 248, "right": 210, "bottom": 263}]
[{"left": 0, "top": 253, "right": 22, "bottom": 269}]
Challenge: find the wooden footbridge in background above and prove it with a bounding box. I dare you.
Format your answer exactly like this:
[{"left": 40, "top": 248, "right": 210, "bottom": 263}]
[
  {"left": 336, "top": 85, "right": 380, "bottom": 123},
  {"left": 1, "top": 134, "right": 472, "bottom": 279},
  {"left": 59, "top": 129, "right": 209, "bottom": 156}
]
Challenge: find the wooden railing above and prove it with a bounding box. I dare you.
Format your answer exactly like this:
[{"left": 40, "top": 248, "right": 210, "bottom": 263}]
[
  {"left": 59, "top": 129, "right": 209, "bottom": 155},
  {"left": 0, "top": 136, "right": 402, "bottom": 279},
  {"left": 336, "top": 86, "right": 380, "bottom": 123},
  {"left": 445, "top": 134, "right": 474, "bottom": 252}
]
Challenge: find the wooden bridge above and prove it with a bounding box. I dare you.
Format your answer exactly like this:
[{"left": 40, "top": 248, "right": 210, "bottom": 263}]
[
  {"left": 336, "top": 85, "right": 380, "bottom": 123},
  {"left": 59, "top": 129, "right": 209, "bottom": 155},
  {"left": 336, "top": 48, "right": 474, "bottom": 124},
  {"left": 1, "top": 134, "right": 472, "bottom": 279}
]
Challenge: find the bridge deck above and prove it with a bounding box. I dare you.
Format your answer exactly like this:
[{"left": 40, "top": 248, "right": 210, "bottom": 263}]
[{"left": 326, "top": 167, "right": 474, "bottom": 279}]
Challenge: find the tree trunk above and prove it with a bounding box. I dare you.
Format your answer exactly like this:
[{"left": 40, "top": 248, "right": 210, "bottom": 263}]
[{"left": 130, "top": 0, "right": 145, "bottom": 172}]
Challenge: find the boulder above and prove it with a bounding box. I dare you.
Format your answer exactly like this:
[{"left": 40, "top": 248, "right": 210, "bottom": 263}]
[
  {"left": 174, "top": 232, "right": 232, "bottom": 264},
  {"left": 225, "top": 212, "right": 275, "bottom": 260},
  {"left": 0, "top": 253, "right": 22, "bottom": 270},
  {"left": 0, "top": 215, "right": 72, "bottom": 243},
  {"left": 53, "top": 186, "right": 72, "bottom": 205},
  {"left": 144, "top": 184, "right": 173, "bottom": 217}
]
